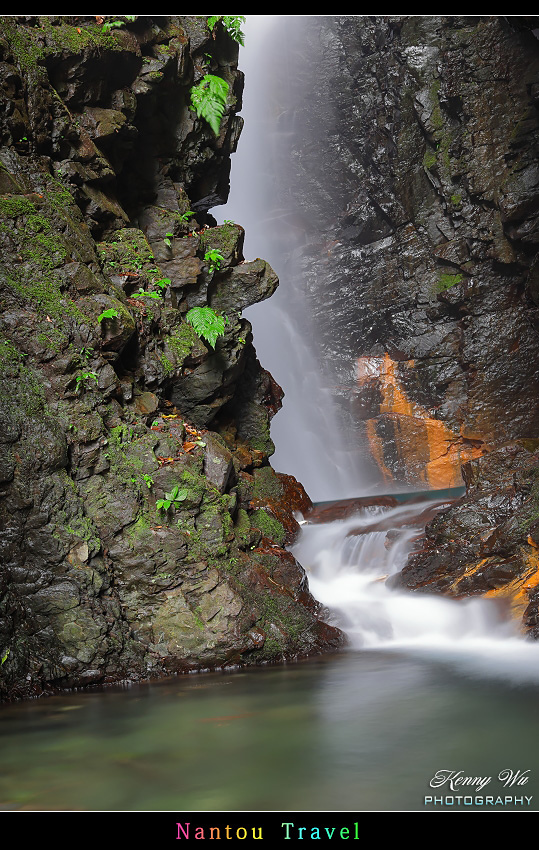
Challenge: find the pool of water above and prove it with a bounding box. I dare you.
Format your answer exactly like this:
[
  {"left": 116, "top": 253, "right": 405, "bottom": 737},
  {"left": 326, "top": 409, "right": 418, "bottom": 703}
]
[{"left": 1, "top": 646, "right": 538, "bottom": 812}]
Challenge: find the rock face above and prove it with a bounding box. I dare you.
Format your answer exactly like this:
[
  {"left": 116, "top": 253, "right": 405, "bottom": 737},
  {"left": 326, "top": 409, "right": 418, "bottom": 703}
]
[
  {"left": 263, "top": 15, "right": 539, "bottom": 633},
  {"left": 391, "top": 441, "right": 539, "bottom": 635},
  {"left": 0, "top": 16, "right": 343, "bottom": 700},
  {"left": 271, "top": 15, "right": 539, "bottom": 490}
]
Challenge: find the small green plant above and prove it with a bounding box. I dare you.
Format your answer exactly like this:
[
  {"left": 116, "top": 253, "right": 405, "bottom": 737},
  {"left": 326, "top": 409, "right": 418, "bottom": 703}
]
[
  {"left": 75, "top": 371, "right": 99, "bottom": 392},
  {"left": 207, "top": 15, "right": 246, "bottom": 46},
  {"left": 131, "top": 472, "right": 154, "bottom": 489},
  {"left": 101, "top": 15, "right": 137, "bottom": 32},
  {"left": 131, "top": 287, "right": 162, "bottom": 300},
  {"left": 204, "top": 248, "right": 225, "bottom": 274},
  {"left": 186, "top": 306, "right": 226, "bottom": 349},
  {"left": 436, "top": 272, "right": 463, "bottom": 292},
  {"left": 79, "top": 346, "right": 94, "bottom": 362},
  {"left": 180, "top": 211, "right": 196, "bottom": 222},
  {"left": 190, "top": 74, "right": 229, "bottom": 136},
  {"left": 97, "top": 308, "right": 120, "bottom": 323},
  {"left": 156, "top": 484, "right": 188, "bottom": 513},
  {"left": 1, "top": 648, "right": 10, "bottom": 666},
  {"left": 163, "top": 232, "right": 174, "bottom": 249},
  {"left": 155, "top": 278, "right": 171, "bottom": 290}
]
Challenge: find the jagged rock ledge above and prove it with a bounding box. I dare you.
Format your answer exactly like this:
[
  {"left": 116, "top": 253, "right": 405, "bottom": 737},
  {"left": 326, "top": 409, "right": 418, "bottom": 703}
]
[{"left": 0, "top": 15, "right": 343, "bottom": 701}]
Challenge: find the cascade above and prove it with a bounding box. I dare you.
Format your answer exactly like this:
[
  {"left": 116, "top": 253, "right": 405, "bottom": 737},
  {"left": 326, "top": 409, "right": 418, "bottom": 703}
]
[{"left": 291, "top": 500, "right": 539, "bottom": 685}]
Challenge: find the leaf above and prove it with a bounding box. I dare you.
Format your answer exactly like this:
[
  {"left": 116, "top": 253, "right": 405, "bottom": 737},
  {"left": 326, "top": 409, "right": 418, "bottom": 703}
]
[
  {"left": 222, "top": 16, "right": 246, "bottom": 46},
  {"left": 97, "top": 308, "right": 120, "bottom": 323},
  {"left": 206, "top": 15, "right": 245, "bottom": 46},
  {"left": 203, "top": 248, "right": 225, "bottom": 273},
  {"left": 185, "top": 306, "right": 226, "bottom": 348},
  {"left": 131, "top": 288, "right": 161, "bottom": 299},
  {"left": 190, "top": 75, "right": 229, "bottom": 136}
]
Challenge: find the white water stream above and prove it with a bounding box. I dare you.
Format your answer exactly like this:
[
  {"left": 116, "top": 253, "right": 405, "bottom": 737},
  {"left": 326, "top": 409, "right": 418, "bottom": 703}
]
[{"left": 292, "top": 499, "right": 539, "bottom": 685}]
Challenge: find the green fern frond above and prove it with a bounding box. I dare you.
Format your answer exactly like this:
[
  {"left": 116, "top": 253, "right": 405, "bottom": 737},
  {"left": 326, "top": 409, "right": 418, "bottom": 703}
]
[
  {"left": 207, "top": 15, "right": 245, "bottom": 46},
  {"left": 190, "top": 74, "right": 229, "bottom": 136},
  {"left": 222, "top": 16, "right": 245, "bottom": 46},
  {"left": 185, "top": 306, "right": 226, "bottom": 349}
]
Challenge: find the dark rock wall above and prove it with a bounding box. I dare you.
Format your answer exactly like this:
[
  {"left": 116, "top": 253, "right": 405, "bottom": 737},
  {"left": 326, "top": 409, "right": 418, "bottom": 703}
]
[
  {"left": 265, "top": 15, "right": 539, "bottom": 633},
  {"left": 273, "top": 15, "right": 539, "bottom": 490},
  {"left": 0, "top": 16, "right": 343, "bottom": 700}
]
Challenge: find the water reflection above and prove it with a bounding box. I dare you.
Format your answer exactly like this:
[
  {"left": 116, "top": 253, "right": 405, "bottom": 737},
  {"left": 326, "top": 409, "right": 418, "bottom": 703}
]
[{"left": 1, "top": 649, "right": 539, "bottom": 811}]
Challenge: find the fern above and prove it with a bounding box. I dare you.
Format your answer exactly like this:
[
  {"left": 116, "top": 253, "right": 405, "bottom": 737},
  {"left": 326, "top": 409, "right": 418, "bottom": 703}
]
[
  {"left": 186, "top": 306, "right": 226, "bottom": 349},
  {"left": 207, "top": 15, "right": 246, "bottom": 46},
  {"left": 190, "top": 74, "right": 229, "bottom": 136}
]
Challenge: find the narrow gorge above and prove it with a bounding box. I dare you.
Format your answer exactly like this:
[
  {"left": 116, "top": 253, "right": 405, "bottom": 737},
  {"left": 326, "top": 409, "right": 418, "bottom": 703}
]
[{"left": 2, "top": 14, "right": 539, "bottom": 706}]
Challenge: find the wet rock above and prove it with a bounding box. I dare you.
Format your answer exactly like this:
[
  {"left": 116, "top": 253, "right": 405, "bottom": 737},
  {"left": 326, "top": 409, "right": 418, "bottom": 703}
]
[
  {"left": 272, "top": 16, "right": 539, "bottom": 488},
  {"left": 391, "top": 442, "right": 539, "bottom": 634},
  {"left": 0, "top": 15, "right": 342, "bottom": 701}
]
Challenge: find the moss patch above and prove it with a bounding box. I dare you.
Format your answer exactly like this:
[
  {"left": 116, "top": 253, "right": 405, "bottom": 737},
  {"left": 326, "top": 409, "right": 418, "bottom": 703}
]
[{"left": 436, "top": 272, "right": 463, "bottom": 292}]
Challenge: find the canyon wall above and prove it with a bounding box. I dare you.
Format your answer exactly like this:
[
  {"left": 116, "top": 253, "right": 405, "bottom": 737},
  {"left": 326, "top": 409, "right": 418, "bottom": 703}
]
[
  {"left": 272, "top": 15, "right": 539, "bottom": 631},
  {"left": 0, "top": 16, "right": 342, "bottom": 700}
]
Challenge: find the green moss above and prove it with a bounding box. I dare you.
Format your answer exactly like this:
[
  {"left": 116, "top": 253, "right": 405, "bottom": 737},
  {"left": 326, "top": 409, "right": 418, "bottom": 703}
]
[
  {"left": 160, "top": 354, "right": 175, "bottom": 376},
  {"left": 0, "top": 196, "right": 37, "bottom": 218},
  {"left": 98, "top": 228, "right": 155, "bottom": 275},
  {"left": 1, "top": 197, "right": 88, "bottom": 331},
  {"left": 450, "top": 193, "right": 462, "bottom": 207},
  {"left": 2, "top": 17, "right": 122, "bottom": 77},
  {"left": 436, "top": 272, "right": 463, "bottom": 292},
  {"left": 127, "top": 511, "right": 153, "bottom": 541},
  {"left": 167, "top": 323, "right": 199, "bottom": 362},
  {"left": 251, "top": 509, "right": 285, "bottom": 546},
  {"left": 193, "top": 607, "right": 205, "bottom": 631},
  {"left": 429, "top": 79, "right": 443, "bottom": 130},
  {"left": 234, "top": 508, "right": 251, "bottom": 548},
  {"left": 105, "top": 424, "right": 147, "bottom": 489},
  {"left": 37, "top": 328, "right": 67, "bottom": 353},
  {"left": 63, "top": 512, "right": 101, "bottom": 553},
  {"left": 253, "top": 466, "right": 283, "bottom": 502},
  {"left": 0, "top": 338, "right": 47, "bottom": 417},
  {"left": 200, "top": 223, "right": 242, "bottom": 258},
  {"left": 423, "top": 149, "right": 437, "bottom": 170}
]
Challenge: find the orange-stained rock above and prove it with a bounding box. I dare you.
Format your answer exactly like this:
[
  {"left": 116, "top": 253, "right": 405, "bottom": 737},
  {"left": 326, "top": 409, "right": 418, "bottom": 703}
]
[
  {"left": 484, "top": 549, "right": 539, "bottom": 628},
  {"left": 358, "top": 353, "right": 486, "bottom": 488}
]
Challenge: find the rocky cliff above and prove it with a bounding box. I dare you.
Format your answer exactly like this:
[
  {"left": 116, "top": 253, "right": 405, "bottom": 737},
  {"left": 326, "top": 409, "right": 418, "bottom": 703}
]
[
  {"left": 267, "top": 16, "right": 539, "bottom": 634},
  {"left": 0, "top": 15, "right": 343, "bottom": 700}
]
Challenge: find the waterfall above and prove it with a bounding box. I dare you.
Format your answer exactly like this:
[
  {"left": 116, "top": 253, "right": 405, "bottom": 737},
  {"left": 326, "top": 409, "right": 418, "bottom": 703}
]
[
  {"left": 218, "top": 16, "right": 375, "bottom": 502},
  {"left": 220, "top": 17, "right": 539, "bottom": 684}
]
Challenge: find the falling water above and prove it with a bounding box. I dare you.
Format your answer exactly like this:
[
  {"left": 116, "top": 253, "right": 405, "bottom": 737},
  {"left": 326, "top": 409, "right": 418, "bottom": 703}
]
[
  {"left": 218, "top": 16, "right": 373, "bottom": 501},
  {"left": 292, "top": 498, "right": 539, "bottom": 686},
  {"left": 221, "top": 16, "right": 539, "bottom": 684}
]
